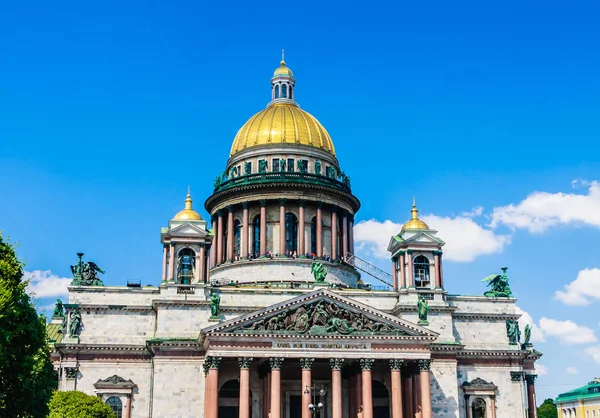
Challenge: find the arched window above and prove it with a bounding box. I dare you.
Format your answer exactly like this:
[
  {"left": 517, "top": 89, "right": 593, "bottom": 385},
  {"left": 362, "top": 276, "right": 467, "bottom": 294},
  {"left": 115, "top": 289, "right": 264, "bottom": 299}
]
[
  {"left": 372, "top": 380, "right": 390, "bottom": 418},
  {"left": 253, "top": 216, "right": 261, "bottom": 257},
  {"left": 275, "top": 85, "right": 280, "bottom": 99},
  {"left": 282, "top": 84, "right": 287, "bottom": 98},
  {"left": 289, "top": 86, "right": 293, "bottom": 100},
  {"left": 310, "top": 217, "right": 317, "bottom": 256},
  {"left": 413, "top": 255, "right": 430, "bottom": 288},
  {"left": 105, "top": 397, "right": 123, "bottom": 418},
  {"left": 234, "top": 220, "right": 241, "bottom": 259},
  {"left": 177, "top": 248, "right": 196, "bottom": 284},
  {"left": 472, "top": 398, "right": 486, "bottom": 418},
  {"left": 285, "top": 213, "right": 298, "bottom": 254},
  {"left": 218, "top": 379, "right": 253, "bottom": 417}
]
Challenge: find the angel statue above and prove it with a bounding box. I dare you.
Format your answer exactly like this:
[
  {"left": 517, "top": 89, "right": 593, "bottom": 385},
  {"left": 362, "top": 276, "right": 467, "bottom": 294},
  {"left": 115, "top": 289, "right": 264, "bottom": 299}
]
[
  {"left": 70, "top": 253, "right": 105, "bottom": 286},
  {"left": 481, "top": 267, "right": 513, "bottom": 298},
  {"left": 311, "top": 261, "right": 328, "bottom": 283}
]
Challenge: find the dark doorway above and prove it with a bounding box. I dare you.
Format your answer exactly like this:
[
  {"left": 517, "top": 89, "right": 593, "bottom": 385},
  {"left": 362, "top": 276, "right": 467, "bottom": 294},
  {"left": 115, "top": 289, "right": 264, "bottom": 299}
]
[
  {"left": 218, "top": 379, "right": 253, "bottom": 418},
  {"left": 289, "top": 395, "right": 302, "bottom": 418},
  {"left": 372, "top": 380, "right": 390, "bottom": 418}
]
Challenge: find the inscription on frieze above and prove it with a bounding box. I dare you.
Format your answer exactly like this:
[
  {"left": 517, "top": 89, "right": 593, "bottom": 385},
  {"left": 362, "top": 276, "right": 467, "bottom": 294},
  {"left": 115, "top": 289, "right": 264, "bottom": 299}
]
[{"left": 273, "top": 342, "right": 370, "bottom": 350}]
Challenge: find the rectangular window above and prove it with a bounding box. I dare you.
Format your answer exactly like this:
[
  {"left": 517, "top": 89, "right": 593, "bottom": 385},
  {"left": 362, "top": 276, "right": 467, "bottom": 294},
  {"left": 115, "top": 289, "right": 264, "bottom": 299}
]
[
  {"left": 287, "top": 158, "right": 294, "bottom": 172},
  {"left": 272, "top": 159, "right": 280, "bottom": 172}
]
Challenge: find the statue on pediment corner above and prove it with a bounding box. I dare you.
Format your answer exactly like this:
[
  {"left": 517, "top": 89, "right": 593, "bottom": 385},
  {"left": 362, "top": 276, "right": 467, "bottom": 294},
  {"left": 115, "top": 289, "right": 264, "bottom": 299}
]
[
  {"left": 482, "top": 267, "right": 513, "bottom": 298},
  {"left": 52, "top": 299, "right": 64, "bottom": 317},
  {"left": 68, "top": 309, "right": 82, "bottom": 337},
  {"left": 70, "top": 253, "right": 105, "bottom": 286},
  {"left": 417, "top": 297, "right": 430, "bottom": 324},
  {"left": 209, "top": 292, "right": 221, "bottom": 318}
]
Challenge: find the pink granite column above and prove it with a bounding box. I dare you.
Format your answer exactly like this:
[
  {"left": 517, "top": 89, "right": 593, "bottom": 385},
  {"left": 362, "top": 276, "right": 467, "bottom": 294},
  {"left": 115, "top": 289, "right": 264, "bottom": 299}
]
[
  {"left": 331, "top": 359, "right": 343, "bottom": 418},
  {"left": 279, "top": 199, "right": 286, "bottom": 256},
  {"left": 526, "top": 374, "right": 537, "bottom": 418},
  {"left": 390, "top": 360, "right": 404, "bottom": 418},
  {"left": 490, "top": 396, "right": 497, "bottom": 418},
  {"left": 438, "top": 253, "right": 445, "bottom": 289},
  {"left": 227, "top": 206, "right": 234, "bottom": 261},
  {"left": 392, "top": 258, "right": 398, "bottom": 291},
  {"left": 161, "top": 244, "right": 168, "bottom": 282},
  {"left": 406, "top": 250, "right": 414, "bottom": 287},
  {"left": 404, "top": 367, "right": 413, "bottom": 418},
  {"left": 217, "top": 211, "right": 224, "bottom": 264},
  {"left": 361, "top": 359, "right": 374, "bottom": 418},
  {"left": 211, "top": 217, "right": 217, "bottom": 268},
  {"left": 169, "top": 242, "right": 176, "bottom": 281},
  {"left": 205, "top": 247, "right": 211, "bottom": 283},
  {"left": 242, "top": 203, "right": 249, "bottom": 258},
  {"left": 301, "top": 358, "right": 313, "bottom": 418},
  {"left": 349, "top": 217, "right": 354, "bottom": 255},
  {"left": 270, "top": 358, "right": 283, "bottom": 418},
  {"left": 206, "top": 357, "right": 221, "bottom": 418},
  {"left": 342, "top": 213, "right": 348, "bottom": 257},
  {"left": 399, "top": 253, "right": 406, "bottom": 288},
  {"left": 355, "top": 367, "right": 363, "bottom": 416},
  {"left": 433, "top": 252, "right": 440, "bottom": 288},
  {"left": 298, "top": 202, "right": 305, "bottom": 256},
  {"left": 419, "top": 360, "right": 432, "bottom": 418},
  {"left": 238, "top": 358, "right": 253, "bottom": 418},
  {"left": 198, "top": 245, "right": 205, "bottom": 283},
  {"left": 260, "top": 201, "right": 267, "bottom": 256},
  {"left": 316, "top": 206, "right": 323, "bottom": 257},
  {"left": 331, "top": 211, "right": 338, "bottom": 260},
  {"left": 124, "top": 395, "right": 131, "bottom": 418}
]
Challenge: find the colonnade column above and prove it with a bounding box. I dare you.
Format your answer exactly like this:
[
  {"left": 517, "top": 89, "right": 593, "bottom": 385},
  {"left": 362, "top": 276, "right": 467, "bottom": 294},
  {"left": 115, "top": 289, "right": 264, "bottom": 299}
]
[
  {"left": 342, "top": 213, "right": 348, "bottom": 257},
  {"left": 203, "top": 362, "right": 210, "bottom": 418},
  {"left": 392, "top": 257, "right": 398, "bottom": 291},
  {"left": 198, "top": 245, "right": 205, "bottom": 283},
  {"left": 403, "top": 364, "right": 413, "bottom": 418},
  {"left": 298, "top": 201, "right": 305, "bottom": 256},
  {"left": 161, "top": 244, "right": 168, "bottom": 282},
  {"left": 355, "top": 366, "right": 363, "bottom": 416},
  {"left": 242, "top": 202, "right": 249, "bottom": 258},
  {"left": 438, "top": 253, "right": 445, "bottom": 288},
  {"left": 227, "top": 206, "right": 234, "bottom": 262},
  {"left": 419, "top": 360, "right": 432, "bottom": 418},
  {"left": 331, "top": 211, "right": 338, "bottom": 260},
  {"left": 300, "top": 358, "right": 314, "bottom": 418},
  {"left": 169, "top": 242, "right": 176, "bottom": 281},
  {"left": 316, "top": 205, "right": 323, "bottom": 257},
  {"left": 330, "top": 359, "right": 343, "bottom": 418},
  {"left": 269, "top": 358, "right": 284, "bottom": 418},
  {"left": 217, "top": 211, "right": 224, "bottom": 264},
  {"left": 238, "top": 358, "right": 253, "bottom": 418},
  {"left": 360, "top": 359, "right": 374, "bottom": 418},
  {"left": 260, "top": 200, "right": 267, "bottom": 256},
  {"left": 279, "top": 199, "right": 286, "bottom": 256},
  {"left": 211, "top": 218, "right": 217, "bottom": 268},
  {"left": 525, "top": 374, "right": 538, "bottom": 418},
  {"left": 205, "top": 245, "right": 211, "bottom": 283},
  {"left": 390, "top": 360, "right": 404, "bottom": 418},
  {"left": 399, "top": 252, "right": 406, "bottom": 288},
  {"left": 433, "top": 251, "right": 440, "bottom": 288},
  {"left": 205, "top": 356, "right": 221, "bottom": 418},
  {"left": 349, "top": 217, "right": 354, "bottom": 255},
  {"left": 406, "top": 250, "right": 414, "bottom": 287}
]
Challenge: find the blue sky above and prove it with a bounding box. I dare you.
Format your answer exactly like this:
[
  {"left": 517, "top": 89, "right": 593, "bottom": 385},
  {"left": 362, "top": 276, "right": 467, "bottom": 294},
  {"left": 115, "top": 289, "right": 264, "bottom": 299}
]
[{"left": 2, "top": 0, "right": 600, "bottom": 404}]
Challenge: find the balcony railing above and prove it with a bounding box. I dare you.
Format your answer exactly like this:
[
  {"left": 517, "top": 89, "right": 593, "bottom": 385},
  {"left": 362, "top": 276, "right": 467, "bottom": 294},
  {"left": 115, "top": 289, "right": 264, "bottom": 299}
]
[{"left": 213, "top": 172, "right": 352, "bottom": 193}]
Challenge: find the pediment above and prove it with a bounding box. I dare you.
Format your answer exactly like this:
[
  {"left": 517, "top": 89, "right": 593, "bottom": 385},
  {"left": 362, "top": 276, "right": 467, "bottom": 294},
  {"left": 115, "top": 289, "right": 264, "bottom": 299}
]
[
  {"left": 203, "top": 289, "right": 437, "bottom": 339},
  {"left": 168, "top": 222, "right": 207, "bottom": 237},
  {"left": 401, "top": 231, "right": 444, "bottom": 246}
]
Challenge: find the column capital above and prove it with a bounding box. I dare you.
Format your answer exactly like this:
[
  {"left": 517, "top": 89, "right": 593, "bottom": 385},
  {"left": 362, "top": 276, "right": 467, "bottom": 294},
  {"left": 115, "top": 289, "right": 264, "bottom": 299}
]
[
  {"left": 278, "top": 198, "right": 287, "bottom": 206},
  {"left": 260, "top": 199, "right": 267, "bottom": 207},
  {"left": 216, "top": 209, "right": 224, "bottom": 217},
  {"left": 406, "top": 249, "right": 413, "bottom": 255},
  {"left": 170, "top": 241, "right": 176, "bottom": 247},
  {"left": 317, "top": 202, "right": 324, "bottom": 209},
  {"left": 238, "top": 357, "right": 253, "bottom": 370},
  {"left": 300, "top": 358, "right": 314, "bottom": 370},
  {"left": 298, "top": 199, "right": 306, "bottom": 208},
  {"left": 242, "top": 201, "right": 249, "bottom": 209},
  {"left": 433, "top": 250, "right": 443, "bottom": 256},
  {"left": 360, "top": 358, "right": 375, "bottom": 371},
  {"left": 418, "top": 359, "right": 431, "bottom": 371},
  {"left": 510, "top": 371, "right": 523, "bottom": 381},
  {"left": 330, "top": 358, "right": 344, "bottom": 370},
  {"left": 389, "top": 359, "right": 403, "bottom": 371},
  {"left": 202, "top": 360, "right": 211, "bottom": 376},
  {"left": 269, "top": 357, "right": 284, "bottom": 370},
  {"left": 227, "top": 205, "right": 234, "bottom": 213},
  {"left": 206, "top": 356, "right": 222, "bottom": 370},
  {"left": 525, "top": 374, "right": 537, "bottom": 384}
]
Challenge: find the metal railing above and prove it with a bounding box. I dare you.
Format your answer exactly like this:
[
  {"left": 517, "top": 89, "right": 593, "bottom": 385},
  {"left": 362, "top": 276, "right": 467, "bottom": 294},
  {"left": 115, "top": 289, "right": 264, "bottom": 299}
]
[
  {"left": 214, "top": 172, "right": 351, "bottom": 193},
  {"left": 345, "top": 252, "right": 393, "bottom": 288}
]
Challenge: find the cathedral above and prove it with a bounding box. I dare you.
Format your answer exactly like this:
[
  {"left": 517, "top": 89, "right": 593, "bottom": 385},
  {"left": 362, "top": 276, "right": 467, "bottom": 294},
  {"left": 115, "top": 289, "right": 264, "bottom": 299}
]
[{"left": 47, "top": 57, "right": 542, "bottom": 418}]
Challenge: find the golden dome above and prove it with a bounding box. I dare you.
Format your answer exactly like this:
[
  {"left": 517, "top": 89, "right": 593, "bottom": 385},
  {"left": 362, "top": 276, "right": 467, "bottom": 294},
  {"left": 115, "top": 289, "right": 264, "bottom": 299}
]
[
  {"left": 230, "top": 103, "right": 336, "bottom": 156},
  {"left": 173, "top": 190, "right": 202, "bottom": 221},
  {"left": 273, "top": 60, "right": 293, "bottom": 77},
  {"left": 401, "top": 199, "right": 430, "bottom": 231}
]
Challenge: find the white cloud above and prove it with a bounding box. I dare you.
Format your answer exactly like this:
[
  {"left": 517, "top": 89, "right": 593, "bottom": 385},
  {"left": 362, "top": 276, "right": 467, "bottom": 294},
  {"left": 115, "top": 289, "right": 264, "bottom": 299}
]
[
  {"left": 536, "top": 364, "right": 548, "bottom": 375},
  {"left": 566, "top": 366, "right": 578, "bottom": 374},
  {"left": 25, "top": 270, "right": 71, "bottom": 298},
  {"left": 539, "top": 318, "right": 597, "bottom": 345},
  {"left": 490, "top": 180, "right": 600, "bottom": 233},
  {"left": 515, "top": 306, "right": 545, "bottom": 342},
  {"left": 585, "top": 346, "right": 600, "bottom": 365},
  {"left": 353, "top": 212, "right": 510, "bottom": 263},
  {"left": 555, "top": 268, "right": 600, "bottom": 306}
]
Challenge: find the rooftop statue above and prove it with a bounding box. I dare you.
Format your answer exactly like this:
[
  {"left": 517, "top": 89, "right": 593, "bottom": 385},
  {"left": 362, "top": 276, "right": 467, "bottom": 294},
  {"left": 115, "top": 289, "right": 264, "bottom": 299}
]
[
  {"left": 52, "top": 299, "right": 64, "bottom": 317},
  {"left": 311, "top": 261, "right": 328, "bottom": 283},
  {"left": 70, "top": 253, "right": 105, "bottom": 286},
  {"left": 523, "top": 323, "right": 532, "bottom": 346},
  {"left": 482, "top": 267, "right": 513, "bottom": 298}
]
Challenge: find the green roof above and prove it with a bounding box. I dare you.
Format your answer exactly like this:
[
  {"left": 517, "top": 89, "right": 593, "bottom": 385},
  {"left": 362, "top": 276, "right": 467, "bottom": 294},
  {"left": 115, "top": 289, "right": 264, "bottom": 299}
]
[
  {"left": 556, "top": 380, "right": 600, "bottom": 403},
  {"left": 46, "top": 322, "right": 63, "bottom": 347}
]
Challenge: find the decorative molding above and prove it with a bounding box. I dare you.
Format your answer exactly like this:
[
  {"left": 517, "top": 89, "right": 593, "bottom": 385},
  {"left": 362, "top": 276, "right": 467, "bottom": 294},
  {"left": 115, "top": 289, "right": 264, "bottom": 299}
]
[
  {"left": 300, "top": 358, "right": 314, "bottom": 370},
  {"left": 238, "top": 357, "right": 253, "bottom": 369},
  {"left": 64, "top": 367, "right": 78, "bottom": 379},
  {"left": 330, "top": 358, "right": 344, "bottom": 370},
  {"left": 360, "top": 358, "right": 374, "bottom": 371},
  {"left": 269, "top": 357, "right": 284, "bottom": 370},
  {"left": 418, "top": 359, "right": 431, "bottom": 371},
  {"left": 206, "top": 356, "right": 222, "bottom": 370},
  {"left": 203, "top": 361, "right": 211, "bottom": 376},
  {"left": 389, "top": 359, "right": 403, "bottom": 370},
  {"left": 510, "top": 371, "right": 523, "bottom": 382},
  {"left": 94, "top": 375, "right": 135, "bottom": 389}
]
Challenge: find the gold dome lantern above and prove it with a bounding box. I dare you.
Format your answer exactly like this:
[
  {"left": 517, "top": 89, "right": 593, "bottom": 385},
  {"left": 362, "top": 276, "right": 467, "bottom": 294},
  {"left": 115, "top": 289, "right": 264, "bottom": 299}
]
[
  {"left": 230, "top": 103, "right": 335, "bottom": 156},
  {"left": 401, "top": 199, "right": 430, "bottom": 232},
  {"left": 173, "top": 190, "right": 202, "bottom": 221},
  {"left": 273, "top": 59, "right": 294, "bottom": 77}
]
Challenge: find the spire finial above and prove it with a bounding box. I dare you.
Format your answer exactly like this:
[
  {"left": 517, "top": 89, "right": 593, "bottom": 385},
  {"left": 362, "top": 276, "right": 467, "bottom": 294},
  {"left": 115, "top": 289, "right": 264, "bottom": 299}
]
[
  {"left": 412, "top": 196, "right": 416, "bottom": 207},
  {"left": 187, "top": 185, "right": 191, "bottom": 196},
  {"left": 184, "top": 188, "right": 193, "bottom": 210},
  {"left": 282, "top": 49, "right": 285, "bottom": 61},
  {"left": 411, "top": 198, "right": 419, "bottom": 219}
]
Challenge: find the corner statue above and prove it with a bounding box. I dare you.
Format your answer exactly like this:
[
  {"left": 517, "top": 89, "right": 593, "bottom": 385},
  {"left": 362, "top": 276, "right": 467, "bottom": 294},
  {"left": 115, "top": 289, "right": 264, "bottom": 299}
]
[
  {"left": 523, "top": 324, "right": 532, "bottom": 346},
  {"left": 52, "top": 299, "right": 64, "bottom": 317},
  {"left": 311, "top": 261, "right": 328, "bottom": 283},
  {"left": 506, "top": 319, "right": 520, "bottom": 345},
  {"left": 482, "top": 267, "right": 513, "bottom": 298},
  {"left": 209, "top": 292, "right": 221, "bottom": 318},
  {"left": 417, "top": 297, "right": 430, "bottom": 324},
  {"left": 70, "top": 252, "right": 105, "bottom": 286}
]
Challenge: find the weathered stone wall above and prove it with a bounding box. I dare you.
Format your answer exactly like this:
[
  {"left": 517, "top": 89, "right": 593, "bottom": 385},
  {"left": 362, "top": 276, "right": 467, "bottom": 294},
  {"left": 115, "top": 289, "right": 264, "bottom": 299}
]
[
  {"left": 78, "top": 309, "right": 155, "bottom": 345},
  {"left": 431, "top": 360, "right": 460, "bottom": 418},
  {"left": 152, "top": 358, "right": 205, "bottom": 418}
]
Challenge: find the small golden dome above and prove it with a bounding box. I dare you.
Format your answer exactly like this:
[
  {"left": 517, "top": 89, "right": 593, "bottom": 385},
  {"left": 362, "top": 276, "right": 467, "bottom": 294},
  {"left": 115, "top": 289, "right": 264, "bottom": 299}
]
[
  {"left": 230, "top": 103, "right": 335, "bottom": 156},
  {"left": 273, "top": 60, "right": 293, "bottom": 77},
  {"left": 401, "top": 199, "right": 430, "bottom": 231},
  {"left": 174, "top": 190, "right": 202, "bottom": 221}
]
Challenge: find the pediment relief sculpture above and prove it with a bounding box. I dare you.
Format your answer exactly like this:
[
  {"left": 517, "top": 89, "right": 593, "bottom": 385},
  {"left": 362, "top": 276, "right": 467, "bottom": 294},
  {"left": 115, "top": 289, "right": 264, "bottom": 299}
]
[{"left": 94, "top": 374, "right": 135, "bottom": 389}]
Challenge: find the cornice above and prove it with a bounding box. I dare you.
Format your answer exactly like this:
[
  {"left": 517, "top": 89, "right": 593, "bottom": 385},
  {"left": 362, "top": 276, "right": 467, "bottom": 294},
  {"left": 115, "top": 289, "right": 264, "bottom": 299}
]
[
  {"left": 391, "top": 305, "right": 457, "bottom": 315},
  {"left": 452, "top": 312, "right": 521, "bottom": 321},
  {"left": 56, "top": 343, "right": 149, "bottom": 355},
  {"left": 457, "top": 349, "right": 529, "bottom": 359}
]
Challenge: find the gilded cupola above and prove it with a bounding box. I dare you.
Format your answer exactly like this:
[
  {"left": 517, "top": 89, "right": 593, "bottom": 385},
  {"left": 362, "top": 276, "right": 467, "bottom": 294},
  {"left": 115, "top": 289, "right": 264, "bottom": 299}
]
[
  {"left": 401, "top": 199, "right": 430, "bottom": 232},
  {"left": 173, "top": 189, "right": 202, "bottom": 221}
]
